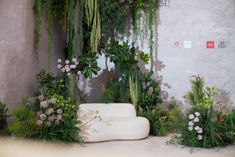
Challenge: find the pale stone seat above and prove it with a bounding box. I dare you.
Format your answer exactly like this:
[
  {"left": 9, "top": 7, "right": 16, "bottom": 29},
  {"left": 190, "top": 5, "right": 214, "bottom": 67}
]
[{"left": 78, "top": 103, "right": 150, "bottom": 142}]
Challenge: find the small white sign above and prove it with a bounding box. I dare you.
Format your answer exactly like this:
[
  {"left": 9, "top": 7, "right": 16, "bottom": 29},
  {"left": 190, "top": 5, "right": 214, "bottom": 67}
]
[{"left": 184, "top": 41, "right": 192, "bottom": 48}]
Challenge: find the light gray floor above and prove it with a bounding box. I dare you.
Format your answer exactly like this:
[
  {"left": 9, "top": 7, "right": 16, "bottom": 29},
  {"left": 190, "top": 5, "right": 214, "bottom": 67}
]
[{"left": 0, "top": 136, "right": 234, "bottom": 157}]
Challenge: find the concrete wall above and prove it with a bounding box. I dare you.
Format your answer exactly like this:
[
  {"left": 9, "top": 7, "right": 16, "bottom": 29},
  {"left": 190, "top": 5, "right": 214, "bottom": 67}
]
[
  {"left": 0, "top": 0, "right": 65, "bottom": 109},
  {"left": 158, "top": 0, "right": 235, "bottom": 105}
]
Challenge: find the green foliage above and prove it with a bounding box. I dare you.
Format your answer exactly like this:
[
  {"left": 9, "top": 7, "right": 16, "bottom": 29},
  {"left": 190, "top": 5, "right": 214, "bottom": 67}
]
[
  {"left": 105, "top": 40, "right": 140, "bottom": 76},
  {"left": 0, "top": 102, "right": 8, "bottom": 133},
  {"left": 177, "top": 76, "right": 235, "bottom": 148},
  {"left": 9, "top": 106, "right": 38, "bottom": 138},
  {"left": 129, "top": 76, "right": 138, "bottom": 110},
  {"left": 138, "top": 71, "right": 162, "bottom": 111},
  {"left": 100, "top": 80, "right": 130, "bottom": 103},
  {"left": 37, "top": 94, "right": 81, "bottom": 141},
  {"left": 35, "top": 70, "right": 67, "bottom": 97},
  {"left": 139, "top": 105, "right": 183, "bottom": 136}
]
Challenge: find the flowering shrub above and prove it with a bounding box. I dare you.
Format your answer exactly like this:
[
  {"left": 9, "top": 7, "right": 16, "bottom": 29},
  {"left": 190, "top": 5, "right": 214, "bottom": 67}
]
[
  {"left": 57, "top": 53, "right": 100, "bottom": 78},
  {"left": 36, "top": 94, "right": 81, "bottom": 141},
  {"left": 176, "top": 76, "right": 235, "bottom": 148}
]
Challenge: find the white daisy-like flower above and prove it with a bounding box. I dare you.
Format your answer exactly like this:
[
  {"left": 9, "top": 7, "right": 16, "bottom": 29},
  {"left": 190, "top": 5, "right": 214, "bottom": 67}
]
[
  {"left": 189, "top": 114, "right": 195, "bottom": 119},
  {"left": 40, "top": 101, "right": 48, "bottom": 108},
  {"left": 188, "top": 126, "right": 193, "bottom": 131},
  {"left": 197, "top": 135, "right": 203, "bottom": 140},
  {"left": 194, "top": 126, "right": 200, "bottom": 131},
  {"left": 197, "top": 128, "right": 203, "bottom": 133},
  {"left": 65, "top": 60, "right": 70, "bottom": 64},
  {"left": 67, "top": 72, "right": 71, "bottom": 76},
  {"left": 57, "top": 64, "right": 62, "bottom": 69},
  {"left": 188, "top": 121, "right": 194, "bottom": 126},
  {"left": 46, "top": 121, "right": 52, "bottom": 127},
  {"left": 72, "top": 58, "right": 77, "bottom": 63},
  {"left": 57, "top": 109, "right": 63, "bottom": 114},
  {"left": 77, "top": 71, "right": 82, "bottom": 75},
  {"left": 194, "top": 117, "right": 199, "bottom": 122},
  {"left": 195, "top": 112, "right": 200, "bottom": 117},
  {"left": 40, "top": 114, "right": 47, "bottom": 121},
  {"left": 65, "top": 67, "right": 71, "bottom": 72},
  {"left": 57, "top": 59, "right": 62, "bottom": 63},
  {"left": 70, "top": 64, "right": 76, "bottom": 69},
  {"left": 74, "top": 61, "right": 79, "bottom": 65}
]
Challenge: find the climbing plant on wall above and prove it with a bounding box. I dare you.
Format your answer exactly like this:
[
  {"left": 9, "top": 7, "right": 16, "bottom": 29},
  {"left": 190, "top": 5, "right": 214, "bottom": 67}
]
[{"left": 33, "top": 0, "right": 161, "bottom": 70}]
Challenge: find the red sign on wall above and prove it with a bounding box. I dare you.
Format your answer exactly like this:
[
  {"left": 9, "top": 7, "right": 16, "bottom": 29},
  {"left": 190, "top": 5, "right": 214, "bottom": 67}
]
[{"left": 207, "top": 41, "right": 215, "bottom": 48}]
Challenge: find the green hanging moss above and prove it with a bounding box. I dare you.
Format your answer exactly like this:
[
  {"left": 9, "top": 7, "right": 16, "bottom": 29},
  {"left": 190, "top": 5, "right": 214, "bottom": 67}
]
[{"left": 85, "top": 0, "right": 101, "bottom": 52}]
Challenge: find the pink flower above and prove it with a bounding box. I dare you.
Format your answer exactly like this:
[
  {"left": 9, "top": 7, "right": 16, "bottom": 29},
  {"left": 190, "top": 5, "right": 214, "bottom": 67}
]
[
  {"left": 46, "top": 108, "right": 54, "bottom": 115},
  {"left": 57, "top": 114, "right": 62, "bottom": 120},
  {"left": 49, "top": 98, "right": 57, "bottom": 104},
  {"left": 55, "top": 119, "right": 60, "bottom": 125}
]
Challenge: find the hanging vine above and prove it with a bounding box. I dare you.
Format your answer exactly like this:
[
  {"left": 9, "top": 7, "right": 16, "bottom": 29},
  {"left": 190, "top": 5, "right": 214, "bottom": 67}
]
[{"left": 33, "top": 0, "right": 161, "bottom": 70}]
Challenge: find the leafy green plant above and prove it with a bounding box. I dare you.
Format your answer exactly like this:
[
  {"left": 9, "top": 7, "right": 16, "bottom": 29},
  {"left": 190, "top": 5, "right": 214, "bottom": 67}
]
[
  {"left": 9, "top": 106, "right": 38, "bottom": 138},
  {"left": 36, "top": 94, "right": 81, "bottom": 141},
  {"left": 139, "top": 105, "right": 183, "bottom": 136},
  {"left": 129, "top": 76, "right": 138, "bottom": 110},
  {"left": 0, "top": 102, "right": 8, "bottom": 134},
  {"left": 138, "top": 71, "right": 162, "bottom": 111},
  {"left": 176, "top": 76, "right": 235, "bottom": 148}
]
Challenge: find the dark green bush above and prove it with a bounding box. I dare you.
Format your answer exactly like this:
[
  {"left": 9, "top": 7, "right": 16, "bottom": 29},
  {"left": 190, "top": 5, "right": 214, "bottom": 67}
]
[{"left": 0, "top": 102, "right": 8, "bottom": 134}]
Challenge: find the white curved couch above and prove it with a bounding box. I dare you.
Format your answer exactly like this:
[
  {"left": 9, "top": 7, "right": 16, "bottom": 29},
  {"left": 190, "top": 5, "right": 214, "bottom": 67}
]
[{"left": 78, "top": 103, "right": 150, "bottom": 142}]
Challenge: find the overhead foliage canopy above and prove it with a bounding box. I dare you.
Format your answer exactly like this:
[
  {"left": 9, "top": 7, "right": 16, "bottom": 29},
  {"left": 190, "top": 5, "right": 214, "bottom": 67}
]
[{"left": 33, "top": 0, "right": 161, "bottom": 69}]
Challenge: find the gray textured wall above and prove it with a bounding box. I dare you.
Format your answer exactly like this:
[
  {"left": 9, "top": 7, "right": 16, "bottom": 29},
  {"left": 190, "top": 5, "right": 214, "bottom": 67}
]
[
  {"left": 158, "top": 0, "right": 235, "bottom": 105},
  {"left": 0, "top": 0, "right": 65, "bottom": 109}
]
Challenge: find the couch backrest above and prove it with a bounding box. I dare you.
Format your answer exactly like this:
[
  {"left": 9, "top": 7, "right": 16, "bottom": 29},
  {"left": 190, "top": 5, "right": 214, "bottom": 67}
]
[{"left": 79, "top": 103, "right": 136, "bottom": 118}]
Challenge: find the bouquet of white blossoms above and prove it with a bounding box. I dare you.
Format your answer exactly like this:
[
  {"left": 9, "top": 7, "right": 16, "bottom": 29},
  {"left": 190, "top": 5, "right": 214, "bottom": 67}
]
[{"left": 188, "top": 112, "right": 203, "bottom": 140}]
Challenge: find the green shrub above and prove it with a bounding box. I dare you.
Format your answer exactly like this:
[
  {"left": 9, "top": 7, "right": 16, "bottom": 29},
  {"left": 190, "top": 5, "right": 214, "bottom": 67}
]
[
  {"left": 177, "top": 76, "right": 235, "bottom": 148},
  {"left": 36, "top": 94, "right": 81, "bottom": 141},
  {"left": 9, "top": 106, "right": 38, "bottom": 138},
  {"left": 139, "top": 105, "right": 183, "bottom": 136},
  {"left": 0, "top": 102, "right": 8, "bottom": 134}
]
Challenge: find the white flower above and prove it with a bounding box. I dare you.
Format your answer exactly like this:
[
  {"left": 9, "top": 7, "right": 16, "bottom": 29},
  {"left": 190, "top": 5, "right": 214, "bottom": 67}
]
[
  {"left": 197, "top": 128, "right": 203, "bottom": 134},
  {"left": 65, "top": 60, "right": 70, "bottom": 64},
  {"left": 74, "top": 61, "right": 79, "bottom": 65},
  {"left": 62, "top": 68, "right": 66, "bottom": 72},
  {"left": 67, "top": 72, "right": 71, "bottom": 76},
  {"left": 57, "top": 64, "right": 62, "bottom": 69},
  {"left": 40, "top": 101, "right": 48, "bottom": 108},
  {"left": 46, "top": 108, "right": 54, "bottom": 115},
  {"left": 188, "top": 126, "right": 193, "bottom": 131},
  {"left": 57, "top": 59, "right": 62, "bottom": 63},
  {"left": 65, "top": 67, "right": 71, "bottom": 72},
  {"left": 46, "top": 121, "right": 52, "bottom": 127},
  {"left": 40, "top": 114, "right": 47, "bottom": 121},
  {"left": 48, "top": 116, "right": 55, "bottom": 122},
  {"left": 70, "top": 64, "right": 77, "bottom": 69},
  {"left": 37, "top": 120, "right": 43, "bottom": 126},
  {"left": 188, "top": 121, "right": 194, "bottom": 126},
  {"left": 57, "top": 115, "right": 62, "bottom": 120},
  {"left": 195, "top": 112, "right": 200, "bottom": 117},
  {"left": 194, "top": 126, "right": 200, "bottom": 131},
  {"left": 49, "top": 98, "right": 57, "bottom": 104},
  {"left": 194, "top": 117, "right": 199, "bottom": 122},
  {"left": 77, "top": 71, "right": 81, "bottom": 75},
  {"left": 55, "top": 119, "right": 60, "bottom": 125},
  {"left": 38, "top": 95, "right": 44, "bottom": 101},
  {"left": 197, "top": 135, "right": 203, "bottom": 140},
  {"left": 189, "top": 114, "right": 195, "bottom": 119},
  {"left": 72, "top": 58, "right": 77, "bottom": 63}
]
